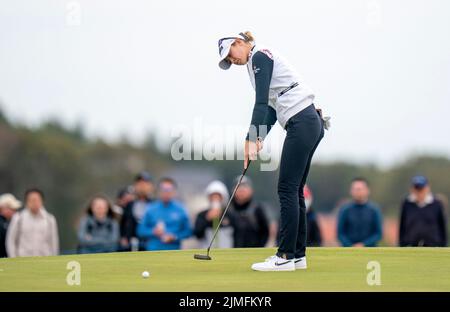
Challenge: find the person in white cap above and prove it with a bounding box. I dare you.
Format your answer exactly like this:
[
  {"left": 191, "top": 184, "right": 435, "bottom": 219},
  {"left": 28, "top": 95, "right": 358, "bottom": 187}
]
[
  {"left": 0, "top": 193, "right": 22, "bottom": 257},
  {"left": 194, "top": 180, "right": 233, "bottom": 249},
  {"left": 218, "top": 31, "right": 329, "bottom": 271}
]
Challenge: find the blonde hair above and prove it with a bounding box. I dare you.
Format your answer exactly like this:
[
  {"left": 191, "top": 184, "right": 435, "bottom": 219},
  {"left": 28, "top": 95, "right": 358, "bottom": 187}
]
[{"left": 241, "top": 31, "right": 255, "bottom": 43}]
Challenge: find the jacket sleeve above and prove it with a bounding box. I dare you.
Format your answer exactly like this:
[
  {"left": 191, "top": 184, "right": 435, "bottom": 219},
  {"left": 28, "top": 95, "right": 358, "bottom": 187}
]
[
  {"left": 399, "top": 200, "right": 408, "bottom": 246},
  {"left": 246, "top": 51, "right": 275, "bottom": 142},
  {"left": 110, "top": 220, "right": 120, "bottom": 245},
  {"left": 362, "top": 206, "right": 383, "bottom": 247},
  {"left": 255, "top": 205, "right": 270, "bottom": 246},
  {"left": 172, "top": 208, "right": 192, "bottom": 242},
  {"left": 437, "top": 200, "right": 448, "bottom": 247},
  {"left": 337, "top": 207, "right": 353, "bottom": 247},
  {"left": 137, "top": 208, "right": 157, "bottom": 239},
  {"left": 307, "top": 212, "right": 322, "bottom": 247},
  {"left": 120, "top": 202, "right": 134, "bottom": 239},
  {"left": 5, "top": 213, "right": 20, "bottom": 258},
  {"left": 193, "top": 211, "right": 210, "bottom": 239},
  {"left": 50, "top": 215, "right": 59, "bottom": 255}
]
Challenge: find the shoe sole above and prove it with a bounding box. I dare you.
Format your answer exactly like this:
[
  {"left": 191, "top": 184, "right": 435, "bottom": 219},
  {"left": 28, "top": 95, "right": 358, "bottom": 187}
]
[{"left": 251, "top": 266, "right": 295, "bottom": 272}]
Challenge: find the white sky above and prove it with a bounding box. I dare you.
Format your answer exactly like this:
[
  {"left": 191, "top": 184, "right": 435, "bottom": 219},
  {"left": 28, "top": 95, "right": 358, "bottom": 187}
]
[{"left": 1, "top": 0, "right": 449, "bottom": 167}]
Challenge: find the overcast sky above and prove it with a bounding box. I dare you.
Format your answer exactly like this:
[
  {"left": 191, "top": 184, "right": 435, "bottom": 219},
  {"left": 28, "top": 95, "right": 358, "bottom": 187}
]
[{"left": 1, "top": 0, "right": 449, "bottom": 167}]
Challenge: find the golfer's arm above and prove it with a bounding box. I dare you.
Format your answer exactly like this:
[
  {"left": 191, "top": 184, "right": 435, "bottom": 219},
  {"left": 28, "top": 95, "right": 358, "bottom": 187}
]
[
  {"left": 263, "top": 106, "right": 277, "bottom": 135},
  {"left": 246, "top": 51, "right": 274, "bottom": 142}
]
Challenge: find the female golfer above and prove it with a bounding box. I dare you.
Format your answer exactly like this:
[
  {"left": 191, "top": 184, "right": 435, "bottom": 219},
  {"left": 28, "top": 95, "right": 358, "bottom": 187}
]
[{"left": 218, "top": 31, "right": 326, "bottom": 271}]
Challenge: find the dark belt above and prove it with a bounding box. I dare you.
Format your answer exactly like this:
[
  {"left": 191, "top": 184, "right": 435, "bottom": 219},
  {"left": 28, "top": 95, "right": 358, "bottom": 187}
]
[{"left": 278, "top": 82, "right": 299, "bottom": 97}]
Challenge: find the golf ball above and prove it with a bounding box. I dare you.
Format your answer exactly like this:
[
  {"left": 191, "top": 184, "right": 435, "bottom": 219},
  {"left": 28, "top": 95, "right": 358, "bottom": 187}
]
[{"left": 142, "top": 271, "right": 150, "bottom": 278}]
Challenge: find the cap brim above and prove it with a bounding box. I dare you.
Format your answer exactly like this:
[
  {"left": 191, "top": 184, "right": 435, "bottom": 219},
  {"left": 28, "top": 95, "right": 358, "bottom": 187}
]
[
  {"left": 218, "top": 39, "right": 234, "bottom": 70},
  {"left": 219, "top": 59, "right": 232, "bottom": 70}
]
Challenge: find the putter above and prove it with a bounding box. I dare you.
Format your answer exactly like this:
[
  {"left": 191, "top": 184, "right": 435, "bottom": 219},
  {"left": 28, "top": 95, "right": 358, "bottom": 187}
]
[{"left": 194, "top": 160, "right": 252, "bottom": 260}]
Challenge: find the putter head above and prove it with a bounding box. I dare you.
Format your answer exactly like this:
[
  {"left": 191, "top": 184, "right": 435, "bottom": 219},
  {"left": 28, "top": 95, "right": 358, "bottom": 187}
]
[{"left": 194, "top": 254, "right": 212, "bottom": 260}]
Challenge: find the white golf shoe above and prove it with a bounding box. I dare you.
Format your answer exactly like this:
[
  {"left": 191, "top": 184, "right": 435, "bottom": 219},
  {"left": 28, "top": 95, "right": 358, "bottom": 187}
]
[
  {"left": 294, "top": 257, "right": 307, "bottom": 269},
  {"left": 251, "top": 255, "right": 295, "bottom": 272}
]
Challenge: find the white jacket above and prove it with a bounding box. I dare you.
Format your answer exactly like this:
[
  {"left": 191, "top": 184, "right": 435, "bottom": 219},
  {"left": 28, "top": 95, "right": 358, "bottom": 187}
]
[
  {"left": 246, "top": 44, "right": 315, "bottom": 128},
  {"left": 6, "top": 207, "right": 59, "bottom": 257}
]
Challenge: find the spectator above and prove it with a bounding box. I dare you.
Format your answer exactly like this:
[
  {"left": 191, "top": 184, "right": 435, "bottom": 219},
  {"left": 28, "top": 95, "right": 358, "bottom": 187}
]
[
  {"left": 194, "top": 180, "right": 233, "bottom": 248},
  {"left": 229, "top": 176, "right": 272, "bottom": 248},
  {"left": 304, "top": 185, "right": 322, "bottom": 247},
  {"left": 399, "top": 175, "right": 447, "bottom": 247},
  {"left": 113, "top": 185, "right": 135, "bottom": 219},
  {"left": 137, "top": 177, "right": 192, "bottom": 251},
  {"left": 337, "top": 178, "right": 383, "bottom": 247},
  {"left": 120, "top": 171, "right": 154, "bottom": 251},
  {"left": 0, "top": 194, "right": 21, "bottom": 257},
  {"left": 77, "top": 195, "right": 120, "bottom": 254},
  {"left": 6, "top": 188, "right": 59, "bottom": 257}
]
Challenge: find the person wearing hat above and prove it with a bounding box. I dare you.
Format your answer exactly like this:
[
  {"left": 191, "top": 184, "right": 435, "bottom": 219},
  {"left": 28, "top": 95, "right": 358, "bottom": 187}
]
[
  {"left": 399, "top": 175, "right": 447, "bottom": 247},
  {"left": 0, "top": 193, "right": 21, "bottom": 257},
  {"left": 194, "top": 180, "right": 233, "bottom": 249},
  {"left": 228, "top": 175, "right": 273, "bottom": 249},
  {"left": 120, "top": 171, "right": 155, "bottom": 251},
  {"left": 218, "top": 31, "right": 328, "bottom": 271}
]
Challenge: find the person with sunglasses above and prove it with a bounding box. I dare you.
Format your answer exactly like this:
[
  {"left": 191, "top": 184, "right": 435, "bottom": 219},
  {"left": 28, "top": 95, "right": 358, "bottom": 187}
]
[{"left": 218, "top": 31, "right": 329, "bottom": 271}]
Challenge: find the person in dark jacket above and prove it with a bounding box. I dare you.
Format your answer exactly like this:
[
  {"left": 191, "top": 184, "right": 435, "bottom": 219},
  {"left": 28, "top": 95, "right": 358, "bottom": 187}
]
[
  {"left": 337, "top": 178, "right": 383, "bottom": 247},
  {"left": 0, "top": 194, "right": 21, "bottom": 257},
  {"left": 399, "top": 175, "right": 447, "bottom": 247},
  {"left": 113, "top": 185, "right": 135, "bottom": 221},
  {"left": 78, "top": 195, "right": 120, "bottom": 254},
  {"left": 229, "top": 176, "right": 271, "bottom": 248},
  {"left": 194, "top": 180, "right": 233, "bottom": 248},
  {"left": 304, "top": 185, "right": 322, "bottom": 247},
  {"left": 120, "top": 171, "right": 154, "bottom": 251}
]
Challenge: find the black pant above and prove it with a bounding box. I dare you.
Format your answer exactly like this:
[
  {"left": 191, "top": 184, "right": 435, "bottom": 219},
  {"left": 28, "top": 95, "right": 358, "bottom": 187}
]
[{"left": 276, "top": 103, "right": 324, "bottom": 259}]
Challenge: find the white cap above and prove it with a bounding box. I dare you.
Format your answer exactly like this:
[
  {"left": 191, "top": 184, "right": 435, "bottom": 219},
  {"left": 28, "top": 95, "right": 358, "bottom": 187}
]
[
  {"left": 217, "top": 33, "right": 249, "bottom": 70},
  {"left": 0, "top": 193, "right": 22, "bottom": 210},
  {"left": 205, "top": 180, "right": 230, "bottom": 205}
]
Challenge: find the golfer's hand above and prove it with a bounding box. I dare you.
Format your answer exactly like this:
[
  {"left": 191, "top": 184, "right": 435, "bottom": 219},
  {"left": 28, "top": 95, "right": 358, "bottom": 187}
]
[{"left": 244, "top": 140, "right": 262, "bottom": 169}]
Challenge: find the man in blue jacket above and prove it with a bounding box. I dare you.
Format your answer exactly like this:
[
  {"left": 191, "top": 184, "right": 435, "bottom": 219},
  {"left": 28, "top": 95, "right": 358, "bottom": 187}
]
[
  {"left": 337, "top": 177, "right": 383, "bottom": 247},
  {"left": 138, "top": 177, "right": 192, "bottom": 251}
]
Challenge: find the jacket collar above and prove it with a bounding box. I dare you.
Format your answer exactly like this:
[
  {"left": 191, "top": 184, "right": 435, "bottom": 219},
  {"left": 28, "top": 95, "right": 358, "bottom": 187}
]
[
  {"left": 24, "top": 206, "right": 47, "bottom": 218},
  {"left": 407, "top": 193, "right": 434, "bottom": 208}
]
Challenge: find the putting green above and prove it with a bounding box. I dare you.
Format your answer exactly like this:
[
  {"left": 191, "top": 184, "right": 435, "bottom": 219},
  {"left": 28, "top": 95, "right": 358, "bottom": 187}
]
[{"left": 1, "top": 247, "right": 449, "bottom": 291}]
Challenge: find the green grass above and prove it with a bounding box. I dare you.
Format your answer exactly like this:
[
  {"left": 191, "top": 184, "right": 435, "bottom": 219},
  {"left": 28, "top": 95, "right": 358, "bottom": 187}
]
[{"left": 1, "top": 247, "right": 450, "bottom": 291}]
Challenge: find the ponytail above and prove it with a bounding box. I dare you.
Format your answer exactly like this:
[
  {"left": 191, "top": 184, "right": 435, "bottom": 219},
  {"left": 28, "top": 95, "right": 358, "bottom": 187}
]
[{"left": 239, "top": 31, "right": 255, "bottom": 43}]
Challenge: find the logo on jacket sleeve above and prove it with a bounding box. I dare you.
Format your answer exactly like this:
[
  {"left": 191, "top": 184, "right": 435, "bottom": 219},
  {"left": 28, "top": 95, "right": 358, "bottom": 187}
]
[
  {"left": 253, "top": 65, "right": 260, "bottom": 74},
  {"left": 260, "top": 49, "right": 273, "bottom": 59}
]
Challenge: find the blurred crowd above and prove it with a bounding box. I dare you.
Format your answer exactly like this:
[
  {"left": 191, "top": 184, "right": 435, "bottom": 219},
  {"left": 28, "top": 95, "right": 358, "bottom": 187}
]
[{"left": 0, "top": 172, "right": 447, "bottom": 258}]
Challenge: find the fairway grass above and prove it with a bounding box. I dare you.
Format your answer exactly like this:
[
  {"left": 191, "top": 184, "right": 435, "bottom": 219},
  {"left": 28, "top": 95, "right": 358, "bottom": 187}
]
[{"left": 1, "top": 247, "right": 449, "bottom": 291}]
